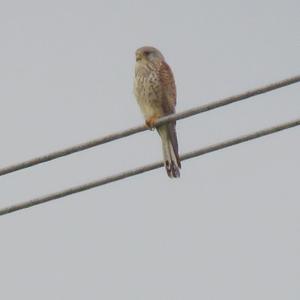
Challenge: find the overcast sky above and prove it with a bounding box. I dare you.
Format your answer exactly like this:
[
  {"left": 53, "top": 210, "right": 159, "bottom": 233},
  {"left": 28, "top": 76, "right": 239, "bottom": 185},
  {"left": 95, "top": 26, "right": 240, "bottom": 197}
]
[{"left": 0, "top": 0, "right": 299, "bottom": 299}]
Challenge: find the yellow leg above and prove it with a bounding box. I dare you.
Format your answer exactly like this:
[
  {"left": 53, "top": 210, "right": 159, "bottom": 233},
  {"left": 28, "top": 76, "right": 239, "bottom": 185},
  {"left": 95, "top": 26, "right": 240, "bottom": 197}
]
[{"left": 145, "top": 116, "right": 158, "bottom": 129}]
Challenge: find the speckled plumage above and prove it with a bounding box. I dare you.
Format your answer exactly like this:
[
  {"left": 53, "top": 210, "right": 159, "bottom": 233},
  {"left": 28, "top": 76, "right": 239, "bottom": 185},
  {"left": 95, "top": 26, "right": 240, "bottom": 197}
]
[{"left": 134, "top": 46, "right": 181, "bottom": 178}]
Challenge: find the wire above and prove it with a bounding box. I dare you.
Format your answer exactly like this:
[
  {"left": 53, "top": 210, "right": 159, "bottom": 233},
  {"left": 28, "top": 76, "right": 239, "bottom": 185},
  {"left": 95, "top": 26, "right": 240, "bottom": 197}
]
[
  {"left": 0, "top": 75, "right": 299, "bottom": 177},
  {"left": 1, "top": 118, "right": 299, "bottom": 216}
]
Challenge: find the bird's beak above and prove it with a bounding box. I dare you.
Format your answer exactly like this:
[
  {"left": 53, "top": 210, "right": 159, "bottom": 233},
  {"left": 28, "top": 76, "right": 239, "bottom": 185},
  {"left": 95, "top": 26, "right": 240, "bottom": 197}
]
[{"left": 136, "top": 53, "right": 142, "bottom": 61}]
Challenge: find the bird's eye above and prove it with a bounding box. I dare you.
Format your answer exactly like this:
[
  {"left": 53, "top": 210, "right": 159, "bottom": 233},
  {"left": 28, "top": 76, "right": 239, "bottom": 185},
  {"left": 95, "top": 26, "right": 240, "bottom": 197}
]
[{"left": 144, "top": 51, "right": 151, "bottom": 56}]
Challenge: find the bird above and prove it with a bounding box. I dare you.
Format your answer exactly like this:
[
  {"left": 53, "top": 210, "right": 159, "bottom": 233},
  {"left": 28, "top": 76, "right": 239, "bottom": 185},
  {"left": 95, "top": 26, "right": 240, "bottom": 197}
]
[{"left": 134, "top": 46, "right": 181, "bottom": 178}]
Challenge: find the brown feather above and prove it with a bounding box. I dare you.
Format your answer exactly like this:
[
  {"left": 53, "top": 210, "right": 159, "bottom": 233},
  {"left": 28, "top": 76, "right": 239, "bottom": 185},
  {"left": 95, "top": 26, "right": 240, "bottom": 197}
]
[{"left": 158, "top": 61, "right": 177, "bottom": 111}]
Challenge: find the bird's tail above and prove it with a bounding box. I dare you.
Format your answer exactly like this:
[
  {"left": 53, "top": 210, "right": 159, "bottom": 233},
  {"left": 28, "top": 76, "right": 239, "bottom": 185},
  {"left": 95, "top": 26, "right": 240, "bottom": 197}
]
[{"left": 157, "top": 122, "right": 181, "bottom": 178}]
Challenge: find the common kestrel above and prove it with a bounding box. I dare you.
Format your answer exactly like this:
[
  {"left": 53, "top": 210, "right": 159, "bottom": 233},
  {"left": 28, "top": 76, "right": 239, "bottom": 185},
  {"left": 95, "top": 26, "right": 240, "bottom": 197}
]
[{"left": 134, "top": 46, "right": 181, "bottom": 178}]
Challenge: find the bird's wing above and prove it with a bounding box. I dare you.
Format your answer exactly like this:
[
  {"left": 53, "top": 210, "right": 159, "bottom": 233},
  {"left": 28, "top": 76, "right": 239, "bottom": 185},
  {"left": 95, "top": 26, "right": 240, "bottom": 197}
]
[
  {"left": 157, "top": 60, "right": 180, "bottom": 174},
  {"left": 158, "top": 61, "right": 177, "bottom": 114}
]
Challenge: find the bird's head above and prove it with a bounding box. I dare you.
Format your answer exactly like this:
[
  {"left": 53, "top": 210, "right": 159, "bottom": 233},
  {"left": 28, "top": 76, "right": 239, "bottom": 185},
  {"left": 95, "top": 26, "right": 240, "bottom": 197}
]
[{"left": 135, "top": 46, "right": 165, "bottom": 63}]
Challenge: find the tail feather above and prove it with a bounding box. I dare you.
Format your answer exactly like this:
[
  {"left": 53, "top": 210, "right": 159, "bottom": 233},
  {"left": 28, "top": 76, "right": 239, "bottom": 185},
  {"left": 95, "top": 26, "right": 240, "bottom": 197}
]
[{"left": 157, "top": 122, "right": 181, "bottom": 178}]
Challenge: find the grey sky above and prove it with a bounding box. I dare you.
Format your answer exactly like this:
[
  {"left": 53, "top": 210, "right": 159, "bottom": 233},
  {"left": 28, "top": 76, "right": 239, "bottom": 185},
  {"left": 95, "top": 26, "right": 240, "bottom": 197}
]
[{"left": 0, "top": 0, "right": 299, "bottom": 299}]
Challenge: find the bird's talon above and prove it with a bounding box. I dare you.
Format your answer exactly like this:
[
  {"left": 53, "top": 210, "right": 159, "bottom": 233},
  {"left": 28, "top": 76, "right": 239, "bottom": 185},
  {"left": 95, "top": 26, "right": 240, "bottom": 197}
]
[{"left": 145, "top": 117, "right": 157, "bottom": 129}]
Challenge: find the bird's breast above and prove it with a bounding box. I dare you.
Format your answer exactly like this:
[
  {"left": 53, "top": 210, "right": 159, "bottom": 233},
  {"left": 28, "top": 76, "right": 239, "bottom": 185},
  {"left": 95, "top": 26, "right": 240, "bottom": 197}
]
[
  {"left": 134, "top": 64, "right": 164, "bottom": 119},
  {"left": 135, "top": 66, "right": 161, "bottom": 100}
]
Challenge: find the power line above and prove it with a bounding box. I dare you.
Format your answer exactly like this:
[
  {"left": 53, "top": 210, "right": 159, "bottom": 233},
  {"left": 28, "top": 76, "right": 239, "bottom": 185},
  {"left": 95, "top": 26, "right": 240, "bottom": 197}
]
[
  {"left": 0, "top": 75, "right": 299, "bottom": 177},
  {"left": 1, "top": 118, "right": 299, "bottom": 217}
]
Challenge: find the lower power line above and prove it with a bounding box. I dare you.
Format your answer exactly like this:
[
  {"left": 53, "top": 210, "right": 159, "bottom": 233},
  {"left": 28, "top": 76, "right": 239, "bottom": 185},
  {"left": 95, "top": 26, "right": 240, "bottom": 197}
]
[{"left": 0, "top": 118, "right": 299, "bottom": 217}]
